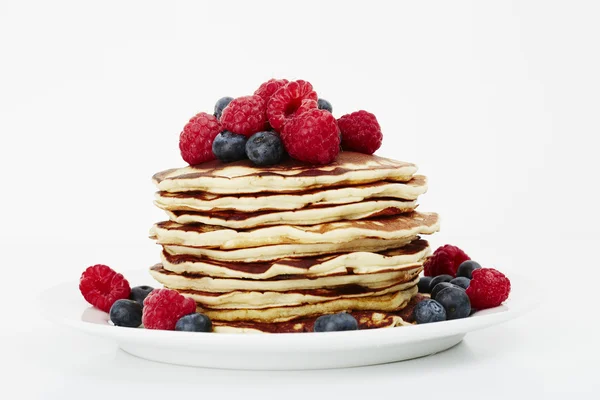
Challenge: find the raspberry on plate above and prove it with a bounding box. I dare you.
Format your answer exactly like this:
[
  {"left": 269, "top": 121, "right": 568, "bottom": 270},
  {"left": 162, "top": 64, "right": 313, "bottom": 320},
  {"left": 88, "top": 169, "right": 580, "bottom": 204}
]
[
  {"left": 79, "top": 264, "right": 131, "bottom": 313},
  {"left": 281, "top": 109, "right": 340, "bottom": 164},
  {"left": 142, "top": 288, "right": 196, "bottom": 330},
  {"left": 220, "top": 95, "right": 267, "bottom": 137},
  {"left": 179, "top": 112, "right": 222, "bottom": 165},
  {"left": 267, "top": 80, "right": 318, "bottom": 131},
  {"left": 466, "top": 268, "right": 511, "bottom": 309},
  {"left": 423, "top": 244, "right": 470, "bottom": 277},
  {"left": 253, "top": 79, "right": 289, "bottom": 103},
  {"left": 338, "top": 110, "right": 383, "bottom": 154}
]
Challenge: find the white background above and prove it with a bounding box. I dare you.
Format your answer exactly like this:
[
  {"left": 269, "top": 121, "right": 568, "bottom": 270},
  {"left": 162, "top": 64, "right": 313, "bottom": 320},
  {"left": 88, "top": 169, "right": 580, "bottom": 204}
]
[{"left": 1, "top": 0, "right": 599, "bottom": 398}]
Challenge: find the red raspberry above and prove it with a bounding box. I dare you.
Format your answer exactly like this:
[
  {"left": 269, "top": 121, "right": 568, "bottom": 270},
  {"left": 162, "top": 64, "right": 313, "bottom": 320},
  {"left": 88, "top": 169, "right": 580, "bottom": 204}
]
[
  {"left": 254, "top": 78, "right": 289, "bottom": 103},
  {"left": 282, "top": 109, "right": 340, "bottom": 164},
  {"left": 466, "top": 268, "right": 511, "bottom": 309},
  {"left": 338, "top": 110, "right": 383, "bottom": 154},
  {"left": 220, "top": 95, "right": 267, "bottom": 137},
  {"left": 142, "top": 288, "right": 196, "bottom": 330},
  {"left": 79, "top": 264, "right": 131, "bottom": 313},
  {"left": 423, "top": 245, "right": 470, "bottom": 277},
  {"left": 179, "top": 112, "right": 221, "bottom": 165},
  {"left": 267, "top": 80, "right": 318, "bottom": 131}
]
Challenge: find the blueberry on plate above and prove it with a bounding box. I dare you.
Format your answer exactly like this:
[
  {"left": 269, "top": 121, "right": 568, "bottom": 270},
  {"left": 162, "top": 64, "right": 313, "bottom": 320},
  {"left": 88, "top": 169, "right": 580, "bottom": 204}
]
[
  {"left": 175, "top": 313, "right": 213, "bottom": 332},
  {"left": 413, "top": 299, "right": 447, "bottom": 324},
  {"left": 129, "top": 285, "right": 154, "bottom": 307},
  {"left": 214, "top": 96, "right": 234, "bottom": 120},
  {"left": 431, "top": 282, "right": 461, "bottom": 300},
  {"left": 246, "top": 131, "right": 285, "bottom": 166},
  {"left": 456, "top": 260, "right": 481, "bottom": 279},
  {"left": 317, "top": 98, "right": 333, "bottom": 113},
  {"left": 212, "top": 131, "right": 248, "bottom": 163},
  {"left": 314, "top": 312, "right": 358, "bottom": 332},
  {"left": 450, "top": 276, "right": 471, "bottom": 290},
  {"left": 109, "top": 299, "right": 142, "bottom": 328},
  {"left": 417, "top": 276, "right": 433, "bottom": 293},
  {"left": 435, "top": 286, "right": 471, "bottom": 320},
  {"left": 428, "top": 274, "right": 453, "bottom": 292}
]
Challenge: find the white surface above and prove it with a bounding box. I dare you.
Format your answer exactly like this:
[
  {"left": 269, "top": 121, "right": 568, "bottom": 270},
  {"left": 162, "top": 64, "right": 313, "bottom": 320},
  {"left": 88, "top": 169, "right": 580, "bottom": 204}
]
[{"left": 0, "top": 0, "right": 599, "bottom": 398}]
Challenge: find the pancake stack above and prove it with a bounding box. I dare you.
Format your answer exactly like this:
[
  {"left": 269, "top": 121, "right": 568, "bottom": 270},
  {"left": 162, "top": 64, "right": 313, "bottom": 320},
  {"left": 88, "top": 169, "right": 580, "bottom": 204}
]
[{"left": 149, "top": 151, "right": 440, "bottom": 333}]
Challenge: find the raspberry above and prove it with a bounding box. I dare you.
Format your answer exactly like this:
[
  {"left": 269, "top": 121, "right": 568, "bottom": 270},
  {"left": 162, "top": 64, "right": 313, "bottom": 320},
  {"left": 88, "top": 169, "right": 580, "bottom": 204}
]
[
  {"left": 253, "top": 79, "right": 289, "bottom": 103},
  {"left": 466, "top": 268, "right": 511, "bottom": 309},
  {"left": 142, "top": 288, "right": 196, "bottom": 330},
  {"left": 79, "top": 264, "right": 131, "bottom": 313},
  {"left": 338, "top": 110, "right": 383, "bottom": 154},
  {"left": 423, "top": 245, "right": 470, "bottom": 277},
  {"left": 267, "top": 80, "right": 318, "bottom": 131},
  {"left": 281, "top": 109, "right": 340, "bottom": 164},
  {"left": 220, "top": 95, "right": 267, "bottom": 137},
  {"left": 179, "top": 112, "right": 221, "bottom": 165}
]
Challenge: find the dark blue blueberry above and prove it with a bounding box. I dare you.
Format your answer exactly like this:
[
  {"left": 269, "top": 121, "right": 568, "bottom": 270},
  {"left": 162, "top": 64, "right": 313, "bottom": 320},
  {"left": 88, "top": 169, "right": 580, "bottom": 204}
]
[
  {"left": 214, "top": 96, "right": 234, "bottom": 120},
  {"left": 314, "top": 312, "right": 358, "bottom": 332},
  {"left": 450, "top": 276, "right": 471, "bottom": 290},
  {"left": 428, "top": 274, "right": 453, "bottom": 292},
  {"left": 431, "top": 282, "right": 461, "bottom": 300},
  {"left": 129, "top": 285, "right": 154, "bottom": 307},
  {"left": 109, "top": 299, "right": 142, "bottom": 328},
  {"left": 413, "top": 299, "right": 447, "bottom": 324},
  {"left": 246, "top": 131, "right": 285, "bottom": 166},
  {"left": 317, "top": 98, "right": 333, "bottom": 113},
  {"left": 417, "top": 276, "right": 433, "bottom": 293},
  {"left": 175, "top": 313, "right": 213, "bottom": 332},
  {"left": 435, "top": 286, "right": 471, "bottom": 320},
  {"left": 212, "top": 131, "right": 248, "bottom": 163},
  {"left": 456, "top": 260, "right": 481, "bottom": 279}
]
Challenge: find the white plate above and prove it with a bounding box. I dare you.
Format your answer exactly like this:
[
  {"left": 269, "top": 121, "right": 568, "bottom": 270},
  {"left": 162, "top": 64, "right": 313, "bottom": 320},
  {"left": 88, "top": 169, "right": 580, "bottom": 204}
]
[{"left": 40, "top": 270, "right": 534, "bottom": 370}]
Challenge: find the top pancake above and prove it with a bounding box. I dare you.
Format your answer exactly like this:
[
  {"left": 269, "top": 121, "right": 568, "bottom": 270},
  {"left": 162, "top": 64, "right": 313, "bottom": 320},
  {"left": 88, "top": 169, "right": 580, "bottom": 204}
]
[{"left": 153, "top": 152, "right": 417, "bottom": 194}]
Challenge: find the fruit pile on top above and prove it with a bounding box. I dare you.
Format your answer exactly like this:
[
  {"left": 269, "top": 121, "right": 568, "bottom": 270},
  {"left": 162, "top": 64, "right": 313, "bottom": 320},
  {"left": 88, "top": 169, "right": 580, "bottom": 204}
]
[{"left": 178, "top": 79, "right": 383, "bottom": 166}]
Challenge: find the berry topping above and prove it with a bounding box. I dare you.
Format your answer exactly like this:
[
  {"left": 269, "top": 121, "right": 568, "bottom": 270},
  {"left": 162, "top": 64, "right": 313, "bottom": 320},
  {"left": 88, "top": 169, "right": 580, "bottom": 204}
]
[
  {"left": 179, "top": 112, "right": 222, "bottom": 165},
  {"left": 431, "top": 281, "right": 460, "bottom": 300},
  {"left": 314, "top": 312, "right": 358, "bottom": 332},
  {"left": 142, "top": 289, "right": 196, "bottom": 330},
  {"left": 317, "top": 98, "right": 333, "bottom": 113},
  {"left": 109, "top": 299, "right": 142, "bottom": 328},
  {"left": 450, "top": 277, "right": 471, "bottom": 290},
  {"left": 413, "top": 299, "right": 447, "bottom": 324},
  {"left": 423, "top": 245, "right": 471, "bottom": 277},
  {"left": 129, "top": 285, "right": 154, "bottom": 307},
  {"left": 456, "top": 260, "right": 482, "bottom": 279},
  {"left": 212, "top": 131, "right": 248, "bottom": 163},
  {"left": 281, "top": 109, "right": 340, "bottom": 164},
  {"left": 253, "top": 79, "right": 289, "bottom": 103},
  {"left": 175, "top": 313, "right": 213, "bottom": 332},
  {"left": 428, "top": 274, "right": 453, "bottom": 292},
  {"left": 465, "top": 268, "right": 511, "bottom": 310},
  {"left": 246, "top": 131, "right": 285, "bottom": 166},
  {"left": 337, "top": 110, "right": 383, "bottom": 154},
  {"left": 220, "top": 95, "right": 267, "bottom": 137},
  {"left": 214, "top": 96, "right": 234, "bottom": 120},
  {"left": 79, "top": 264, "right": 131, "bottom": 313},
  {"left": 417, "top": 276, "right": 433, "bottom": 293},
  {"left": 436, "top": 286, "right": 471, "bottom": 320},
  {"left": 267, "top": 80, "right": 318, "bottom": 131}
]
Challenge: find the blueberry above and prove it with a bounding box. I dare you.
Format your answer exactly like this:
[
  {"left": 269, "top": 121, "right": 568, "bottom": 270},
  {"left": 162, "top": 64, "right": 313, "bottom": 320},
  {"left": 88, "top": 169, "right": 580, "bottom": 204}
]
[
  {"left": 413, "top": 299, "right": 447, "bottom": 324},
  {"left": 450, "top": 276, "right": 471, "bottom": 290},
  {"left": 428, "top": 274, "right": 453, "bottom": 292},
  {"left": 214, "top": 96, "right": 234, "bottom": 120},
  {"left": 317, "top": 98, "right": 333, "bottom": 113},
  {"left": 456, "top": 260, "right": 481, "bottom": 279},
  {"left": 175, "top": 313, "right": 213, "bottom": 332},
  {"left": 417, "top": 276, "right": 433, "bottom": 293},
  {"left": 109, "top": 299, "right": 142, "bottom": 328},
  {"left": 212, "top": 131, "right": 248, "bottom": 163},
  {"left": 435, "top": 286, "right": 471, "bottom": 320},
  {"left": 129, "top": 285, "right": 154, "bottom": 307},
  {"left": 314, "top": 312, "right": 358, "bottom": 332},
  {"left": 431, "top": 282, "right": 461, "bottom": 300},
  {"left": 246, "top": 131, "right": 285, "bottom": 166}
]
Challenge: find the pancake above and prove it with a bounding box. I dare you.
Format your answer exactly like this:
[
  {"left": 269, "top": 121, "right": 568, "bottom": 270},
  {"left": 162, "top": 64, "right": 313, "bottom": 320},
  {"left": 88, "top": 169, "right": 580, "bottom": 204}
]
[
  {"left": 161, "top": 238, "right": 430, "bottom": 279},
  {"left": 163, "top": 199, "right": 418, "bottom": 228},
  {"left": 151, "top": 212, "right": 440, "bottom": 250},
  {"left": 154, "top": 175, "right": 427, "bottom": 212},
  {"left": 153, "top": 152, "right": 417, "bottom": 194}
]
